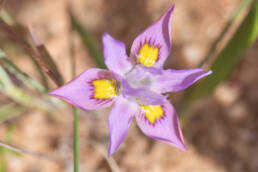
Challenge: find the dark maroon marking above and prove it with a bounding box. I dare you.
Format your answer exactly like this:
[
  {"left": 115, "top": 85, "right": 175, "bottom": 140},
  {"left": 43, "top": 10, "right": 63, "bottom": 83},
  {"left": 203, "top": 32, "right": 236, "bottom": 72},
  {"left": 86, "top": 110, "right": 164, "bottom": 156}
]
[
  {"left": 88, "top": 78, "right": 116, "bottom": 101},
  {"left": 142, "top": 105, "right": 167, "bottom": 127},
  {"left": 136, "top": 37, "right": 162, "bottom": 64}
]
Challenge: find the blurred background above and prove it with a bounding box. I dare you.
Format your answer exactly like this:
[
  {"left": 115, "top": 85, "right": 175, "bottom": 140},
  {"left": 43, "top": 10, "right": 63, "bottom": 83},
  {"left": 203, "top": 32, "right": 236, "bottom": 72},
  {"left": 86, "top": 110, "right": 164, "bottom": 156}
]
[{"left": 0, "top": 0, "right": 257, "bottom": 171}]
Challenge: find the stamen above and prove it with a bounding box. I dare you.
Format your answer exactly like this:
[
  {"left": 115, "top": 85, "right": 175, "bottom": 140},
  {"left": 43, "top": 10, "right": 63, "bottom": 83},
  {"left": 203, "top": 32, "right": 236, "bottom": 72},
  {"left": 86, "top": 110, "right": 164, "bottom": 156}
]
[
  {"left": 92, "top": 79, "right": 117, "bottom": 99},
  {"left": 138, "top": 43, "right": 159, "bottom": 67},
  {"left": 141, "top": 105, "right": 164, "bottom": 124}
]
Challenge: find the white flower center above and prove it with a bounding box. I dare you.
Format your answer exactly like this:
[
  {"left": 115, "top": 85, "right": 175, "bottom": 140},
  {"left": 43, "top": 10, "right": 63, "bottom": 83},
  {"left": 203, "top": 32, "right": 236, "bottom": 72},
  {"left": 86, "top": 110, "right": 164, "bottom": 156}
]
[{"left": 125, "top": 65, "right": 155, "bottom": 90}]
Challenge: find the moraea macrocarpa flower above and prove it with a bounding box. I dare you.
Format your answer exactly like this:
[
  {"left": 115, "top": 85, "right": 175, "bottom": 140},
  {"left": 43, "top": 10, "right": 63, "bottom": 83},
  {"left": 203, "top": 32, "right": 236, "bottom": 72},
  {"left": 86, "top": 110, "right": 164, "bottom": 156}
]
[{"left": 49, "top": 4, "right": 211, "bottom": 156}]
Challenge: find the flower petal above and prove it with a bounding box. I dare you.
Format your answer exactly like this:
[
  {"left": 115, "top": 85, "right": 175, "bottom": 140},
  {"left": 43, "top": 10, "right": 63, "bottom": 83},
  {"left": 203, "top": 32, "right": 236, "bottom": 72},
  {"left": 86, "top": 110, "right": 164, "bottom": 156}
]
[
  {"left": 103, "top": 33, "right": 133, "bottom": 75},
  {"left": 135, "top": 100, "right": 186, "bottom": 151},
  {"left": 49, "top": 68, "right": 118, "bottom": 110},
  {"left": 130, "top": 4, "right": 174, "bottom": 68},
  {"left": 155, "top": 68, "right": 212, "bottom": 93},
  {"left": 108, "top": 96, "right": 138, "bottom": 156}
]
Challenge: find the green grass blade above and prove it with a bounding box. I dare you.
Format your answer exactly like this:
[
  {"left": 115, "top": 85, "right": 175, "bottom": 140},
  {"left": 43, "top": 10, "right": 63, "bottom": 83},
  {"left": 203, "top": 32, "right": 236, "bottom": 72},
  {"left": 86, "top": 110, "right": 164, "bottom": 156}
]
[
  {"left": 3, "top": 125, "right": 20, "bottom": 156},
  {"left": 199, "top": 0, "right": 254, "bottom": 67},
  {"left": 69, "top": 12, "right": 106, "bottom": 69},
  {"left": 4, "top": 124, "right": 15, "bottom": 144},
  {"left": 0, "top": 9, "right": 15, "bottom": 26},
  {"left": 0, "top": 103, "right": 24, "bottom": 122},
  {"left": 0, "top": 49, "right": 46, "bottom": 93},
  {"left": 183, "top": 3, "right": 258, "bottom": 108},
  {"left": 0, "top": 65, "right": 13, "bottom": 89},
  {"left": 0, "top": 158, "right": 6, "bottom": 172},
  {"left": 0, "top": 65, "right": 57, "bottom": 112},
  {"left": 0, "top": 122, "right": 17, "bottom": 172}
]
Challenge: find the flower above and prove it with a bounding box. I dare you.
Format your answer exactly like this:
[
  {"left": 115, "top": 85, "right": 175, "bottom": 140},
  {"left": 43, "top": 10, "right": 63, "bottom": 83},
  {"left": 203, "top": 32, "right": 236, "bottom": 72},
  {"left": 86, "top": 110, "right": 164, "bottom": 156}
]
[{"left": 49, "top": 4, "right": 212, "bottom": 157}]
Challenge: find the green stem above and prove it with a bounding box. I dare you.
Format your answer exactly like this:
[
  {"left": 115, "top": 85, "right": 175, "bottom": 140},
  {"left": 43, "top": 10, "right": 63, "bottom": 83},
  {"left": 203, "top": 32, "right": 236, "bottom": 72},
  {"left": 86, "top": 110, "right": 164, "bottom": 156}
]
[
  {"left": 69, "top": 14, "right": 80, "bottom": 171},
  {"left": 73, "top": 107, "right": 79, "bottom": 172}
]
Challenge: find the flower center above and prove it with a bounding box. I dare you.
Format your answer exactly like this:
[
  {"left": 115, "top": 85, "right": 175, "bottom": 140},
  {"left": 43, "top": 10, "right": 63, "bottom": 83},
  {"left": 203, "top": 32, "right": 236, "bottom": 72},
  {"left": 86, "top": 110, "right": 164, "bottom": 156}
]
[
  {"left": 138, "top": 43, "right": 159, "bottom": 67},
  {"left": 92, "top": 79, "right": 117, "bottom": 99},
  {"left": 141, "top": 105, "right": 164, "bottom": 124},
  {"left": 125, "top": 65, "right": 155, "bottom": 90}
]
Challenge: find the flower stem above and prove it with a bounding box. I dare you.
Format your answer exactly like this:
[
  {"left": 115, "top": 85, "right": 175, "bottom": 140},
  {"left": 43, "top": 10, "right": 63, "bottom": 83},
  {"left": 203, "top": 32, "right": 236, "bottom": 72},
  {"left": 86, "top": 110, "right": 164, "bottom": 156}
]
[
  {"left": 73, "top": 107, "right": 79, "bottom": 172},
  {"left": 68, "top": 10, "right": 80, "bottom": 171}
]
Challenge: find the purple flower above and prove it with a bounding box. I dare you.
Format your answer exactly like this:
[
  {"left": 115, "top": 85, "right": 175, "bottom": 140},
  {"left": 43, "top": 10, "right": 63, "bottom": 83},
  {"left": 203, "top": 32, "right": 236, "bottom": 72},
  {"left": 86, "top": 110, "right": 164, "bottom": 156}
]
[{"left": 49, "top": 4, "right": 211, "bottom": 156}]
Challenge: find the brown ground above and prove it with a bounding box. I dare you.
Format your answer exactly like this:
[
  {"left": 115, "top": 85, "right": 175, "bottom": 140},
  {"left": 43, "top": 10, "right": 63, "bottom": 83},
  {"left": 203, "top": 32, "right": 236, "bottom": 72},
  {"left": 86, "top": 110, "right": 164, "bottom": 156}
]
[{"left": 1, "top": 0, "right": 257, "bottom": 172}]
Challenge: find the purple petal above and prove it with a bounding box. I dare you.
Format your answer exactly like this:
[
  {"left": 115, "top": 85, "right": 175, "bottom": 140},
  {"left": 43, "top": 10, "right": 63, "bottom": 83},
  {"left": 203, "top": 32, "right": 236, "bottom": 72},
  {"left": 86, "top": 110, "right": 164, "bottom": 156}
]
[
  {"left": 155, "top": 68, "right": 212, "bottom": 93},
  {"left": 108, "top": 96, "right": 138, "bottom": 156},
  {"left": 135, "top": 100, "right": 186, "bottom": 151},
  {"left": 130, "top": 4, "right": 174, "bottom": 68},
  {"left": 102, "top": 33, "right": 133, "bottom": 75},
  {"left": 49, "top": 68, "right": 117, "bottom": 110}
]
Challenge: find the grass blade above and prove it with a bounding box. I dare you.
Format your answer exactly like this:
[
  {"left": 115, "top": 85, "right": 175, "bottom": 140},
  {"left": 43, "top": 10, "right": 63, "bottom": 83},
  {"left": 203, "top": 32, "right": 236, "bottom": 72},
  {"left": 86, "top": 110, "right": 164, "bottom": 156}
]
[
  {"left": 0, "top": 140, "right": 61, "bottom": 163},
  {"left": 0, "top": 103, "right": 24, "bottom": 122},
  {"left": 0, "top": 49, "right": 46, "bottom": 93},
  {"left": 69, "top": 10, "right": 106, "bottom": 69},
  {"left": 0, "top": 65, "right": 57, "bottom": 113},
  {"left": 198, "top": 0, "right": 254, "bottom": 67},
  {"left": 0, "top": 64, "right": 12, "bottom": 89},
  {"left": 0, "top": 9, "right": 15, "bottom": 26},
  {"left": 29, "top": 27, "right": 64, "bottom": 85},
  {"left": 0, "top": 18, "right": 49, "bottom": 89},
  {"left": 183, "top": 3, "right": 258, "bottom": 109},
  {"left": 0, "top": 158, "right": 6, "bottom": 172}
]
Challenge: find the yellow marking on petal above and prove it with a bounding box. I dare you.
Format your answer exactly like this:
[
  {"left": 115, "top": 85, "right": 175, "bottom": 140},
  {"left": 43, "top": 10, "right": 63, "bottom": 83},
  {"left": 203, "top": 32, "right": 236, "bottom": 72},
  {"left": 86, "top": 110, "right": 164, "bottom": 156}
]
[
  {"left": 92, "top": 79, "right": 117, "bottom": 99},
  {"left": 138, "top": 43, "right": 159, "bottom": 67},
  {"left": 141, "top": 105, "right": 164, "bottom": 124}
]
